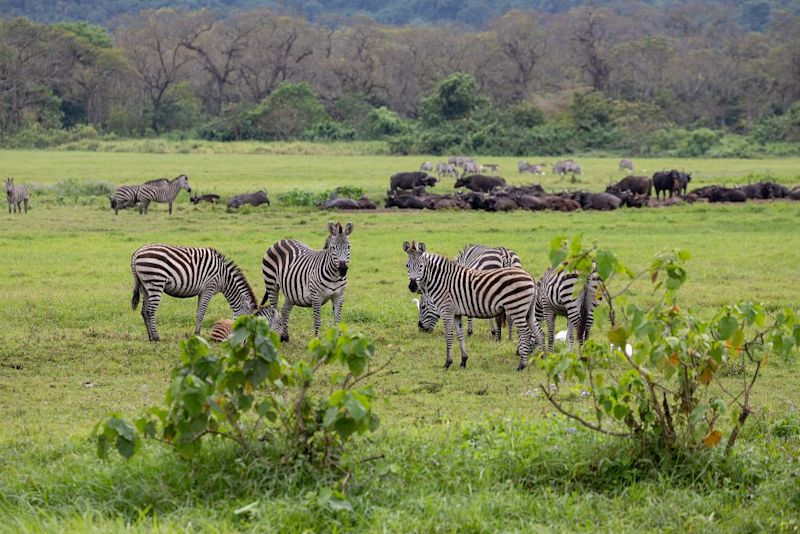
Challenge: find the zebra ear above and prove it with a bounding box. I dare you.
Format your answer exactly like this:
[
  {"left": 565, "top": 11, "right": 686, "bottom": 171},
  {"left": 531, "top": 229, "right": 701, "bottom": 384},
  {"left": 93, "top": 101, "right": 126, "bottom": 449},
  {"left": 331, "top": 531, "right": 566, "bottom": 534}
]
[
  {"left": 343, "top": 222, "right": 353, "bottom": 235},
  {"left": 328, "top": 221, "right": 338, "bottom": 235},
  {"left": 417, "top": 242, "right": 426, "bottom": 253},
  {"left": 403, "top": 241, "right": 412, "bottom": 252}
]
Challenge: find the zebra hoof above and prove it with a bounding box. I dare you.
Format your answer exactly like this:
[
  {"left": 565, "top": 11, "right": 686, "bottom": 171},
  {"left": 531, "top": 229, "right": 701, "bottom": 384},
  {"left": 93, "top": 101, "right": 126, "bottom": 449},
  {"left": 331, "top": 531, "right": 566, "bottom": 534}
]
[
  {"left": 516, "top": 363, "right": 527, "bottom": 371},
  {"left": 460, "top": 359, "right": 467, "bottom": 368},
  {"left": 280, "top": 334, "right": 289, "bottom": 343},
  {"left": 444, "top": 360, "right": 453, "bottom": 370}
]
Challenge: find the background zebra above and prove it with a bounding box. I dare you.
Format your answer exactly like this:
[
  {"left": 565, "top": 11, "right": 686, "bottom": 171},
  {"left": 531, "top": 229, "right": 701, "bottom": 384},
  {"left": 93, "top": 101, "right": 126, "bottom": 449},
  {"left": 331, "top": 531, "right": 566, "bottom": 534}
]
[
  {"left": 138, "top": 174, "right": 191, "bottom": 214},
  {"left": 5, "top": 177, "right": 29, "bottom": 214},
  {"left": 111, "top": 178, "right": 169, "bottom": 215},
  {"left": 261, "top": 221, "right": 353, "bottom": 342},
  {"left": 208, "top": 305, "right": 283, "bottom": 343},
  {"left": 537, "top": 264, "right": 601, "bottom": 354},
  {"left": 418, "top": 244, "right": 523, "bottom": 341},
  {"left": 404, "top": 241, "right": 544, "bottom": 370},
  {"left": 131, "top": 244, "right": 280, "bottom": 341}
]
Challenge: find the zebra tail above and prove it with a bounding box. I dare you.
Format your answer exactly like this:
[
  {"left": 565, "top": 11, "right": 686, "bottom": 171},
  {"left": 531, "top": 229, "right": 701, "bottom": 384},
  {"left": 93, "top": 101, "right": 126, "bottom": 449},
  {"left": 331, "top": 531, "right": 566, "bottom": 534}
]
[
  {"left": 131, "top": 274, "right": 141, "bottom": 310},
  {"left": 260, "top": 289, "right": 269, "bottom": 307},
  {"left": 576, "top": 279, "right": 593, "bottom": 344}
]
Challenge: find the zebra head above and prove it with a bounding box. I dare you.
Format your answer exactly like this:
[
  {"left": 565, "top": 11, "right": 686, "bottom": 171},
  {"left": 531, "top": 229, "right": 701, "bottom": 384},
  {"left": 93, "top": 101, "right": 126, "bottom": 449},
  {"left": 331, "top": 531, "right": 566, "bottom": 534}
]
[
  {"left": 327, "top": 221, "right": 353, "bottom": 277},
  {"left": 254, "top": 305, "right": 284, "bottom": 336},
  {"left": 5, "top": 177, "right": 13, "bottom": 195},
  {"left": 403, "top": 240, "right": 427, "bottom": 293},
  {"left": 175, "top": 174, "right": 191, "bottom": 193},
  {"left": 416, "top": 291, "right": 439, "bottom": 332}
]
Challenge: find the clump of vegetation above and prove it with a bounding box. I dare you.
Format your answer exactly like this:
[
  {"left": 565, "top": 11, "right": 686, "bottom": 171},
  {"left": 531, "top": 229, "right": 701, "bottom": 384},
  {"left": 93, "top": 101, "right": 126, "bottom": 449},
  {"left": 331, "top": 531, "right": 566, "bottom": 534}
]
[
  {"left": 51, "top": 177, "right": 115, "bottom": 200},
  {"left": 277, "top": 186, "right": 364, "bottom": 207},
  {"left": 540, "top": 236, "right": 800, "bottom": 455},
  {"left": 94, "top": 319, "right": 382, "bottom": 467}
]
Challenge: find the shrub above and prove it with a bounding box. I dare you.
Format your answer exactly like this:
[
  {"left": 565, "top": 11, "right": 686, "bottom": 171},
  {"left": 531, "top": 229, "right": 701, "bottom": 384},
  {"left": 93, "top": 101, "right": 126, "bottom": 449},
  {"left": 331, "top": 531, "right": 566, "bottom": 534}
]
[
  {"left": 247, "top": 82, "right": 328, "bottom": 141},
  {"left": 1, "top": 124, "right": 100, "bottom": 149},
  {"left": 301, "top": 119, "right": 356, "bottom": 141},
  {"left": 277, "top": 186, "right": 364, "bottom": 207},
  {"left": 539, "top": 236, "right": 799, "bottom": 456},
  {"left": 365, "top": 106, "right": 407, "bottom": 138},
  {"left": 51, "top": 177, "right": 115, "bottom": 200},
  {"left": 95, "top": 319, "right": 382, "bottom": 466}
]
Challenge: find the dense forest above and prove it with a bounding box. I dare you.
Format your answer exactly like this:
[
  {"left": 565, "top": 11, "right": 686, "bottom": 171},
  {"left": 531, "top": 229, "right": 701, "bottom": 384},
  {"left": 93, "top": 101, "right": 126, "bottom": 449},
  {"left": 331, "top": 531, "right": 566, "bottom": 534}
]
[
  {"left": 3, "top": 0, "right": 800, "bottom": 29},
  {"left": 1, "top": 2, "right": 800, "bottom": 155}
]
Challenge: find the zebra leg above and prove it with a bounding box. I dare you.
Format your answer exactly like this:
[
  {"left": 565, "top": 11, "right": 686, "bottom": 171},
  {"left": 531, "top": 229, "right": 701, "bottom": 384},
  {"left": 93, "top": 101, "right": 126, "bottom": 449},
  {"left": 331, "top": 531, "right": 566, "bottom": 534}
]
[
  {"left": 331, "top": 291, "right": 344, "bottom": 326},
  {"left": 139, "top": 199, "right": 149, "bottom": 214},
  {"left": 194, "top": 290, "right": 215, "bottom": 335},
  {"left": 169, "top": 202, "right": 173, "bottom": 215},
  {"left": 467, "top": 317, "right": 473, "bottom": 337},
  {"left": 544, "top": 308, "right": 556, "bottom": 354},
  {"left": 508, "top": 313, "right": 514, "bottom": 342},
  {"left": 455, "top": 315, "right": 469, "bottom": 368},
  {"left": 141, "top": 285, "right": 163, "bottom": 342},
  {"left": 512, "top": 315, "right": 534, "bottom": 371},
  {"left": 312, "top": 299, "right": 323, "bottom": 337},
  {"left": 24, "top": 198, "right": 28, "bottom": 213},
  {"left": 442, "top": 314, "right": 455, "bottom": 369},
  {"left": 491, "top": 316, "right": 501, "bottom": 342},
  {"left": 566, "top": 323, "right": 575, "bottom": 353},
  {"left": 280, "top": 300, "right": 293, "bottom": 342}
]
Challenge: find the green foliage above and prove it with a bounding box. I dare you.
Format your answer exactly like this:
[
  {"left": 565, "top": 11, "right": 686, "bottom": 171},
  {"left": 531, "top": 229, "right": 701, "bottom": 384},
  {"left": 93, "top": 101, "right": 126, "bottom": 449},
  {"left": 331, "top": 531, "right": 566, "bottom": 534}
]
[
  {"left": 150, "top": 82, "right": 204, "bottom": 134},
  {"left": 1, "top": 123, "right": 100, "bottom": 149},
  {"left": 277, "top": 186, "right": 365, "bottom": 207},
  {"left": 247, "top": 82, "right": 328, "bottom": 141},
  {"left": 420, "top": 73, "right": 486, "bottom": 126},
  {"left": 94, "top": 318, "right": 380, "bottom": 465},
  {"left": 365, "top": 106, "right": 407, "bottom": 138},
  {"left": 301, "top": 119, "right": 356, "bottom": 141},
  {"left": 540, "top": 237, "right": 799, "bottom": 455},
  {"left": 50, "top": 177, "right": 115, "bottom": 201},
  {"left": 53, "top": 21, "right": 113, "bottom": 48}
]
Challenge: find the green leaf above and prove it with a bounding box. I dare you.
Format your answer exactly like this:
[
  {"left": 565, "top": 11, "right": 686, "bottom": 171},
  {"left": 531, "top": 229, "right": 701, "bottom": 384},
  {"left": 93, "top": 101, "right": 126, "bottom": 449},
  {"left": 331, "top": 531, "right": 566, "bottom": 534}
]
[
  {"left": 595, "top": 250, "right": 617, "bottom": 281},
  {"left": 115, "top": 436, "right": 136, "bottom": 459},
  {"left": 608, "top": 326, "right": 628, "bottom": 348},
  {"left": 344, "top": 396, "right": 368, "bottom": 420},
  {"left": 107, "top": 417, "right": 136, "bottom": 441},
  {"left": 717, "top": 316, "right": 738, "bottom": 340},
  {"left": 549, "top": 248, "right": 567, "bottom": 267}
]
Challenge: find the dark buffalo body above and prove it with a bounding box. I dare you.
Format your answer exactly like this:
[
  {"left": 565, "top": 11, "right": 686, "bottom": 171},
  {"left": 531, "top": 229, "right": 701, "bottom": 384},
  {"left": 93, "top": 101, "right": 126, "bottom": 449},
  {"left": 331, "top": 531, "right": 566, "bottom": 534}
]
[
  {"left": 390, "top": 171, "right": 437, "bottom": 192},
  {"left": 607, "top": 175, "right": 652, "bottom": 197},
  {"left": 227, "top": 191, "right": 270, "bottom": 208},
  {"left": 454, "top": 174, "right": 507, "bottom": 192},
  {"left": 652, "top": 170, "right": 681, "bottom": 199}
]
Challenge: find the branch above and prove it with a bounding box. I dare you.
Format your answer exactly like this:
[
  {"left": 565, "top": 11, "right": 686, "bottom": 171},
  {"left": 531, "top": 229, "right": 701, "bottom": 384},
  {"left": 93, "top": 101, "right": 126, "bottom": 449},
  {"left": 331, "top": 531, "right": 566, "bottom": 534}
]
[{"left": 539, "top": 384, "right": 634, "bottom": 438}]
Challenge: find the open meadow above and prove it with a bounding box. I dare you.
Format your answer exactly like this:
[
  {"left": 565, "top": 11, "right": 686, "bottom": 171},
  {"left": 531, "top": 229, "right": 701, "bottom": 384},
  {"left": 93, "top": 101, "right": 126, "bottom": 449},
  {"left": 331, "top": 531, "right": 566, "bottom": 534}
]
[{"left": 2, "top": 148, "right": 800, "bottom": 531}]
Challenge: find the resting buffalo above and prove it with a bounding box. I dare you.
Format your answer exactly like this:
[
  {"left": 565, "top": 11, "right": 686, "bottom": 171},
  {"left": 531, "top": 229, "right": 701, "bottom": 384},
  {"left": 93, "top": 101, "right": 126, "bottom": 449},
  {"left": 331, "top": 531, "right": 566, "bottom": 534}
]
[
  {"left": 572, "top": 191, "right": 621, "bottom": 211},
  {"left": 227, "top": 191, "right": 270, "bottom": 208},
  {"left": 190, "top": 193, "right": 221, "bottom": 204},
  {"left": 454, "top": 174, "right": 506, "bottom": 192},
  {"left": 790, "top": 187, "right": 800, "bottom": 201},
  {"left": 737, "top": 181, "right": 790, "bottom": 200},
  {"left": 516, "top": 194, "right": 546, "bottom": 210},
  {"left": 652, "top": 170, "right": 681, "bottom": 199},
  {"left": 323, "top": 196, "right": 377, "bottom": 209},
  {"left": 385, "top": 190, "right": 427, "bottom": 209},
  {"left": 484, "top": 195, "right": 518, "bottom": 212},
  {"left": 542, "top": 195, "right": 580, "bottom": 212},
  {"left": 707, "top": 187, "right": 747, "bottom": 203},
  {"left": 390, "top": 171, "right": 437, "bottom": 192},
  {"left": 607, "top": 175, "right": 652, "bottom": 197}
]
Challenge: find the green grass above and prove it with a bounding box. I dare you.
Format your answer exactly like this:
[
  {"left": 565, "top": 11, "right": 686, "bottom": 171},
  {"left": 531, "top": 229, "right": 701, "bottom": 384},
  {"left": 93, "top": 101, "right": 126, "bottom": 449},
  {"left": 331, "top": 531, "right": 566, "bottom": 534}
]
[{"left": 2, "top": 150, "right": 800, "bottom": 531}]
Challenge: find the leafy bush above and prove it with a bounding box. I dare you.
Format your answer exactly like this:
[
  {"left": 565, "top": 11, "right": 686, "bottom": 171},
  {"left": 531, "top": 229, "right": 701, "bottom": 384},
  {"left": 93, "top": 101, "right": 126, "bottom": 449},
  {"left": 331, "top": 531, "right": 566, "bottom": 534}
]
[
  {"left": 301, "top": 119, "right": 356, "bottom": 141},
  {"left": 365, "top": 106, "right": 408, "bottom": 138},
  {"left": 247, "top": 82, "right": 328, "bottom": 141},
  {"left": 539, "top": 236, "right": 799, "bottom": 455},
  {"left": 95, "top": 319, "right": 382, "bottom": 466},
  {"left": 1, "top": 123, "right": 100, "bottom": 149},
  {"left": 277, "top": 186, "right": 365, "bottom": 207}
]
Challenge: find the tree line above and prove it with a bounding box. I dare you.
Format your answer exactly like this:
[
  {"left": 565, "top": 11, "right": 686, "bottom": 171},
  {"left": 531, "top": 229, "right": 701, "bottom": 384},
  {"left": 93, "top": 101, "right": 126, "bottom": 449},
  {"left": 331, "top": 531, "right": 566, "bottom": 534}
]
[{"left": 1, "top": 5, "right": 800, "bottom": 155}]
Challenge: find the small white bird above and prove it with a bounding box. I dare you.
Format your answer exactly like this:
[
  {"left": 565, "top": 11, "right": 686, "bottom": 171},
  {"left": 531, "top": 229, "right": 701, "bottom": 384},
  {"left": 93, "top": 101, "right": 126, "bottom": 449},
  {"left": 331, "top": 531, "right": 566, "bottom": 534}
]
[
  {"left": 610, "top": 343, "right": 634, "bottom": 357},
  {"left": 554, "top": 330, "right": 568, "bottom": 342}
]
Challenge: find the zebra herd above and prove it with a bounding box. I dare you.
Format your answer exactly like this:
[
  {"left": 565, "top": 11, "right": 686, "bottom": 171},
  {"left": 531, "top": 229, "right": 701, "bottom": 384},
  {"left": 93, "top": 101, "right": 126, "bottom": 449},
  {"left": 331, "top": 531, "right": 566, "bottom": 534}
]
[
  {"left": 409, "top": 243, "right": 600, "bottom": 371},
  {"left": 130, "top": 221, "right": 353, "bottom": 343},
  {"left": 128, "top": 222, "right": 598, "bottom": 373},
  {"left": 112, "top": 174, "right": 191, "bottom": 215}
]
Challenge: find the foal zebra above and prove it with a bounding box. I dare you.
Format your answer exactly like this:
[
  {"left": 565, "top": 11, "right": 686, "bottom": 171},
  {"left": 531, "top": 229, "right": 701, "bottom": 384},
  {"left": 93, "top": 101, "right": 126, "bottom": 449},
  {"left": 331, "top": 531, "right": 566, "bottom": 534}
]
[
  {"left": 537, "top": 264, "right": 602, "bottom": 354},
  {"left": 5, "top": 177, "right": 29, "bottom": 214},
  {"left": 261, "top": 222, "right": 353, "bottom": 342},
  {"left": 131, "top": 244, "right": 281, "bottom": 341},
  {"left": 138, "top": 175, "right": 191, "bottom": 214},
  {"left": 417, "top": 245, "right": 522, "bottom": 340},
  {"left": 404, "top": 241, "right": 544, "bottom": 370}
]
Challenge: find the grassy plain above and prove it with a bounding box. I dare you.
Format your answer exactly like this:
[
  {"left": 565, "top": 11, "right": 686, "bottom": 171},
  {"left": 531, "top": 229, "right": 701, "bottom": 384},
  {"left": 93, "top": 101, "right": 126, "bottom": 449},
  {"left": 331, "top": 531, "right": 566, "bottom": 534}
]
[{"left": 1, "top": 148, "right": 800, "bottom": 532}]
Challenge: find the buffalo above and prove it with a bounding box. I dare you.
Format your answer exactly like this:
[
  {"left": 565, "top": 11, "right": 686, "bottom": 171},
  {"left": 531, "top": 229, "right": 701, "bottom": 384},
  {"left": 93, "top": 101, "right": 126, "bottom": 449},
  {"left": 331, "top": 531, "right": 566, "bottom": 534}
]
[
  {"left": 390, "top": 171, "right": 437, "bottom": 193},
  {"left": 707, "top": 187, "right": 747, "bottom": 203},
  {"left": 454, "top": 174, "right": 506, "bottom": 192},
  {"left": 607, "top": 175, "right": 652, "bottom": 197},
  {"left": 190, "top": 193, "right": 221, "bottom": 204},
  {"left": 652, "top": 170, "right": 681, "bottom": 199},
  {"left": 571, "top": 191, "right": 621, "bottom": 211},
  {"left": 738, "top": 181, "right": 790, "bottom": 200},
  {"left": 227, "top": 191, "right": 270, "bottom": 208}
]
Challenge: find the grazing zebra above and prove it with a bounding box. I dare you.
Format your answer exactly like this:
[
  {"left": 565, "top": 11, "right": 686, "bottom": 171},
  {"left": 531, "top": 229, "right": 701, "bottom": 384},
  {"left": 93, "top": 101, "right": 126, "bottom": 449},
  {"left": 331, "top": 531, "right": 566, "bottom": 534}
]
[
  {"left": 403, "top": 241, "right": 544, "bottom": 370},
  {"left": 138, "top": 174, "right": 191, "bottom": 214},
  {"left": 537, "top": 263, "right": 602, "bottom": 355},
  {"left": 131, "top": 244, "right": 280, "bottom": 341},
  {"left": 417, "top": 245, "right": 523, "bottom": 341},
  {"left": 619, "top": 159, "right": 634, "bottom": 172},
  {"left": 5, "top": 177, "right": 29, "bottom": 214},
  {"left": 111, "top": 178, "right": 169, "bottom": 215},
  {"left": 261, "top": 222, "right": 353, "bottom": 342},
  {"left": 420, "top": 161, "right": 434, "bottom": 172}
]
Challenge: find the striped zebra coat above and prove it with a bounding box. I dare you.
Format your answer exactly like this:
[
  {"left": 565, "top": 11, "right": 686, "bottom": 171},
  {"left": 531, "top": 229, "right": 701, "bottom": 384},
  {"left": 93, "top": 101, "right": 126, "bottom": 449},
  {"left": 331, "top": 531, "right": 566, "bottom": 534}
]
[
  {"left": 261, "top": 222, "right": 353, "bottom": 342},
  {"left": 537, "top": 263, "right": 601, "bottom": 354},
  {"left": 111, "top": 178, "right": 169, "bottom": 215},
  {"left": 5, "top": 177, "right": 29, "bottom": 214},
  {"left": 404, "top": 241, "right": 544, "bottom": 370},
  {"left": 131, "top": 244, "right": 280, "bottom": 341},
  {"left": 416, "top": 245, "right": 523, "bottom": 341},
  {"left": 138, "top": 175, "right": 191, "bottom": 214}
]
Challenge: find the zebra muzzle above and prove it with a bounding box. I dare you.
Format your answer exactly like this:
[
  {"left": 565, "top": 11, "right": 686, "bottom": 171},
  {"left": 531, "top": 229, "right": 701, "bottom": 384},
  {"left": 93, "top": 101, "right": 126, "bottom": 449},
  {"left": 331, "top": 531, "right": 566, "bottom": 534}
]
[
  {"left": 338, "top": 263, "right": 348, "bottom": 276},
  {"left": 408, "top": 279, "right": 418, "bottom": 292}
]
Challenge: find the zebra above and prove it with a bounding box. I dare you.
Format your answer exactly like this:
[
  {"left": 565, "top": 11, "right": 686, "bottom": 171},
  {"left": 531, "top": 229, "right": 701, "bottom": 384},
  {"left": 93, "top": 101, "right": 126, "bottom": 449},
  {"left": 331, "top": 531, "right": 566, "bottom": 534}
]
[
  {"left": 5, "top": 177, "right": 29, "bottom": 214},
  {"left": 137, "top": 174, "right": 191, "bottom": 214},
  {"left": 130, "top": 244, "right": 280, "bottom": 341},
  {"left": 403, "top": 241, "right": 544, "bottom": 370},
  {"left": 417, "top": 245, "right": 523, "bottom": 341},
  {"left": 420, "top": 161, "right": 434, "bottom": 172},
  {"left": 619, "top": 159, "right": 634, "bottom": 172},
  {"left": 208, "top": 305, "right": 282, "bottom": 343},
  {"left": 537, "top": 263, "right": 602, "bottom": 355},
  {"left": 437, "top": 162, "right": 458, "bottom": 178},
  {"left": 261, "top": 221, "right": 353, "bottom": 342},
  {"left": 111, "top": 178, "right": 169, "bottom": 215}
]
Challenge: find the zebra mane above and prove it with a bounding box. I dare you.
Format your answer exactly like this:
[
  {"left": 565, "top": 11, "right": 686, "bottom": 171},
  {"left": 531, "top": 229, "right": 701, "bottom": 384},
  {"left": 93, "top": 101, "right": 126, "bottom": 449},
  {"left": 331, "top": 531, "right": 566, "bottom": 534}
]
[{"left": 218, "top": 252, "right": 258, "bottom": 306}]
